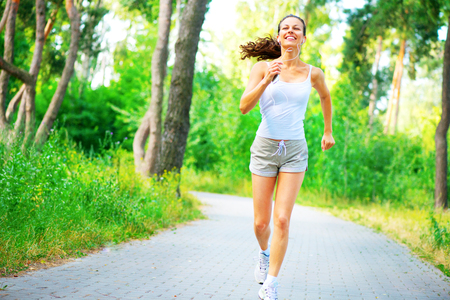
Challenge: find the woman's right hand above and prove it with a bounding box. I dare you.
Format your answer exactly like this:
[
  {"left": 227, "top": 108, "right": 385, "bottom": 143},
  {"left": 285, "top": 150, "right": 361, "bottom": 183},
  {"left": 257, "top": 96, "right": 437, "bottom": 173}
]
[
  {"left": 241, "top": 61, "right": 282, "bottom": 114},
  {"left": 263, "top": 61, "right": 283, "bottom": 84}
]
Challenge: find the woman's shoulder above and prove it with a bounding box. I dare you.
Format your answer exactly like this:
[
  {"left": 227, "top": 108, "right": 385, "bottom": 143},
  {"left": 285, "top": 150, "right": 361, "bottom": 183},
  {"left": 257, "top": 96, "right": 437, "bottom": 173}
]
[
  {"left": 308, "top": 65, "right": 324, "bottom": 76},
  {"left": 309, "top": 65, "right": 325, "bottom": 83},
  {"left": 253, "top": 61, "right": 271, "bottom": 68},
  {"left": 249, "top": 61, "right": 270, "bottom": 76}
]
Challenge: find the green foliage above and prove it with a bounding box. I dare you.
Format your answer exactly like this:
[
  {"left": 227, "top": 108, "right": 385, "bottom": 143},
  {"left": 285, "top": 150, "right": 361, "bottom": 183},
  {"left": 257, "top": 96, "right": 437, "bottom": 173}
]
[
  {"left": 0, "top": 132, "right": 202, "bottom": 276},
  {"left": 428, "top": 214, "right": 450, "bottom": 251},
  {"left": 185, "top": 66, "right": 256, "bottom": 175},
  {"left": 33, "top": 23, "right": 158, "bottom": 151},
  {"left": 119, "top": 0, "right": 160, "bottom": 22},
  {"left": 340, "top": 0, "right": 443, "bottom": 109}
]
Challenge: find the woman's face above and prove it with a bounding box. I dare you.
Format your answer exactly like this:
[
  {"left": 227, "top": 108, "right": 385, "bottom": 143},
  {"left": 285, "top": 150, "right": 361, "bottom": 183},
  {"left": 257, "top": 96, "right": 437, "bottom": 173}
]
[{"left": 277, "top": 17, "right": 306, "bottom": 48}]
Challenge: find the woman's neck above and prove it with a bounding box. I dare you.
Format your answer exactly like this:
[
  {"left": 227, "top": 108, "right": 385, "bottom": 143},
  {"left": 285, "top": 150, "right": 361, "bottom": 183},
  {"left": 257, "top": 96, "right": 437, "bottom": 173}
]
[{"left": 279, "top": 46, "right": 302, "bottom": 67}]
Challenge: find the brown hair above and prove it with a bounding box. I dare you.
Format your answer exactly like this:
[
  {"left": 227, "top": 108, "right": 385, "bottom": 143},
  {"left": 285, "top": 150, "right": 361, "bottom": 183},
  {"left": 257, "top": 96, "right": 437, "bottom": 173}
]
[{"left": 240, "top": 14, "right": 307, "bottom": 61}]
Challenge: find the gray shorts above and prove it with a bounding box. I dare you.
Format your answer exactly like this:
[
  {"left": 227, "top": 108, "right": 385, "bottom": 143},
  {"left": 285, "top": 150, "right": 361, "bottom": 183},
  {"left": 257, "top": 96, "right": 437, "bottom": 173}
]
[{"left": 249, "top": 135, "right": 308, "bottom": 177}]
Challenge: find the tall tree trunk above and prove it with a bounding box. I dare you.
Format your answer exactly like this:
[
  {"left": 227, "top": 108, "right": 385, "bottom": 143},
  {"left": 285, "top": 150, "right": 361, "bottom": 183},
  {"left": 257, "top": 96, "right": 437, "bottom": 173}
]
[
  {"left": 174, "top": 0, "right": 182, "bottom": 33},
  {"left": 13, "top": 89, "right": 26, "bottom": 135},
  {"left": 383, "top": 60, "right": 399, "bottom": 134},
  {"left": 5, "top": 82, "right": 24, "bottom": 122},
  {"left": 272, "top": 4, "right": 279, "bottom": 35},
  {"left": 0, "top": 0, "right": 19, "bottom": 129},
  {"left": 0, "top": 0, "right": 11, "bottom": 34},
  {"left": 78, "top": 0, "right": 102, "bottom": 96},
  {"left": 304, "top": 0, "right": 311, "bottom": 26},
  {"left": 368, "top": 35, "right": 382, "bottom": 131},
  {"left": 23, "top": 0, "right": 46, "bottom": 147},
  {"left": 384, "top": 39, "right": 406, "bottom": 134},
  {"left": 139, "top": 0, "right": 173, "bottom": 176},
  {"left": 133, "top": 109, "right": 150, "bottom": 170},
  {"left": 434, "top": 14, "right": 450, "bottom": 211},
  {"left": 392, "top": 41, "right": 406, "bottom": 134},
  {"left": 133, "top": 0, "right": 175, "bottom": 173},
  {"left": 35, "top": 0, "right": 80, "bottom": 146},
  {"left": 158, "top": 0, "right": 209, "bottom": 175},
  {"left": 5, "top": 6, "right": 58, "bottom": 126},
  {"left": 44, "top": 5, "right": 59, "bottom": 40}
]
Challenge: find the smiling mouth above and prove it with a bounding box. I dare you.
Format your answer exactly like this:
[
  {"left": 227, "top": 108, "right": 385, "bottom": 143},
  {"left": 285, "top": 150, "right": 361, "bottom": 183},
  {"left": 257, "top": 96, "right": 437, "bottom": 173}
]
[{"left": 285, "top": 36, "right": 296, "bottom": 41}]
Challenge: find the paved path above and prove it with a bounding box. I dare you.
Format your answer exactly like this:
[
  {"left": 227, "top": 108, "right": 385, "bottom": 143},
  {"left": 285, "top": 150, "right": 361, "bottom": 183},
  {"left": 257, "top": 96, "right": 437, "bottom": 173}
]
[{"left": 1, "top": 192, "right": 449, "bottom": 300}]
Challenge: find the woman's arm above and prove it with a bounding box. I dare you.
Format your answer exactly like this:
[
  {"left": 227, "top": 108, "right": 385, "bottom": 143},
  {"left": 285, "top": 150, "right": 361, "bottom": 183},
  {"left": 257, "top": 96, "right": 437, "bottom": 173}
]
[
  {"left": 311, "top": 67, "right": 335, "bottom": 151},
  {"left": 240, "top": 61, "right": 282, "bottom": 114}
]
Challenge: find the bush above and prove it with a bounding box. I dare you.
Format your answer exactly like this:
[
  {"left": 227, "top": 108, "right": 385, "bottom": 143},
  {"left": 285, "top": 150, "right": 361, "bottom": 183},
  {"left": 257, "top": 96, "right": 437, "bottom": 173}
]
[{"left": 0, "top": 131, "right": 202, "bottom": 276}]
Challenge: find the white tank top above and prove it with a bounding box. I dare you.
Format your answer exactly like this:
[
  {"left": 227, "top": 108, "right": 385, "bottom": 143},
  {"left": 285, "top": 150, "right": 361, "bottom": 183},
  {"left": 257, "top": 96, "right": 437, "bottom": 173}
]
[{"left": 256, "top": 63, "right": 313, "bottom": 140}]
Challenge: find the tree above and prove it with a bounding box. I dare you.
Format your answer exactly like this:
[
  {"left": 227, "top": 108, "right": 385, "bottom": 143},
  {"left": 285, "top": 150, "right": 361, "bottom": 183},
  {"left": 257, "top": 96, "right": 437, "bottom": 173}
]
[
  {"left": 158, "top": 0, "right": 209, "bottom": 175},
  {"left": 368, "top": 35, "right": 382, "bottom": 132},
  {"left": 8, "top": 3, "right": 60, "bottom": 132},
  {"left": 77, "top": 0, "right": 107, "bottom": 96},
  {"left": 341, "top": 0, "right": 440, "bottom": 134},
  {"left": 383, "top": 38, "right": 406, "bottom": 134},
  {"left": 0, "top": 0, "right": 12, "bottom": 34},
  {"left": 35, "top": 0, "right": 81, "bottom": 146},
  {"left": 0, "top": 0, "right": 19, "bottom": 130},
  {"left": 133, "top": 0, "right": 173, "bottom": 176},
  {"left": 435, "top": 11, "right": 450, "bottom": 211},
  {"left": 0, "top": 0, "right": 81, "bottom": 149}
]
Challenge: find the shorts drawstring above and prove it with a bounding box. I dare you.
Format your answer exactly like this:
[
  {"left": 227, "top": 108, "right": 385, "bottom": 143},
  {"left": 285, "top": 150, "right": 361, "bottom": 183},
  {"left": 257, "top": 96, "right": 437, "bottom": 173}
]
[{"left": 271, "top": 140, "right": 287, "bottom": 156}]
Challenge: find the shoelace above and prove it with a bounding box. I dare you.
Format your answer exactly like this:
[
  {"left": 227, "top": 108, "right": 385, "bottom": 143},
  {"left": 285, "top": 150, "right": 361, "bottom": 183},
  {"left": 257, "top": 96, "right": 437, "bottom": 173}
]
[
  {"left": 271, "top": 140, "right": 286, "bottom": 156},
  {"left": 259, "top": 255, "right": 269, "bottom": 272},
  {"left": 266, "top": 284, "right": 278, "bottom": 300}
]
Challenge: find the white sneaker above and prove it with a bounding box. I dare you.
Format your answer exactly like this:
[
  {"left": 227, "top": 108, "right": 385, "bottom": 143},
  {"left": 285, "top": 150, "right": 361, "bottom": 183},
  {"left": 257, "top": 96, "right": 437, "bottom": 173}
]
[
  {"left": 254, "top": 251, "right": 270, "bottom": 284},
  {"left": 258, "top": 281, "right": 279, "bottom": 300}
]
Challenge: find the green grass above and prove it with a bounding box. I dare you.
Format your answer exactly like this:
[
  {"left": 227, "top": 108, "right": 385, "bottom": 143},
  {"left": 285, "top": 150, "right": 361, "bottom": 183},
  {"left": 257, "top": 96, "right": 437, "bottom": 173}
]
[
  {"left": 183, "top": 170, "right": 450, "bottom": 277},
  {"left": 0, "top": 132, "right": 203, "bottom": 276},
  {"left": 181, "top": 169, "right": 253, "bottom": 197}
]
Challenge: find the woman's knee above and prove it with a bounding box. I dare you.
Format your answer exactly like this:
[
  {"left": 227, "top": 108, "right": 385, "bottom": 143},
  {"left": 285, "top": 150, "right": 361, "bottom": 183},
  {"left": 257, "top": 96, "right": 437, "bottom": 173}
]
[
  {"left": 274, "top": 215, "right": 290, "bottom": 231},
  {"left": 254, "top": 220, "right": 270, "bottom": 232}
]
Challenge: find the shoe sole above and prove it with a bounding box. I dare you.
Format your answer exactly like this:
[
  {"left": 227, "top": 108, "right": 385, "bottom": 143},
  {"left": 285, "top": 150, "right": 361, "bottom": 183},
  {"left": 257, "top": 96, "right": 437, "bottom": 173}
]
[
  {"left": 258, "top": 289, "right": 265, "bottom": 300},
  {"left": 255, "top": 274, "right": 265, "bottom": 285}
]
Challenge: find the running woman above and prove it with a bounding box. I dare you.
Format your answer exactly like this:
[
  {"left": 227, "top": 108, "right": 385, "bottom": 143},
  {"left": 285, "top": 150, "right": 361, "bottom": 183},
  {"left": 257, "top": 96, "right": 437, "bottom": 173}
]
[{"left": 239, "top": 14, "right": 335, "bottom": 300}]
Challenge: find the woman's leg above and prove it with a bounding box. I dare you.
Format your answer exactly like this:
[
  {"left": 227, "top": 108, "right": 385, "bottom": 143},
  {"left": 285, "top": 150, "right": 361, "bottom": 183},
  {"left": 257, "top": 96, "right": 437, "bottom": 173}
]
[
  {"left": 268, "top": 171, "right": 305, "bottom": 276},
  {"left": 252, "top": 173, "right": 277, "bottom": 251}
]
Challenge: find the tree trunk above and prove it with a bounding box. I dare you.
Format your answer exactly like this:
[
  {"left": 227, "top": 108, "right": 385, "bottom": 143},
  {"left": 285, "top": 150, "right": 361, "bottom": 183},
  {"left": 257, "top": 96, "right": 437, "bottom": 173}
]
[
  {"left": 23, "top": 0, "right": 46, "bottom": 147},
  {"left": 383, "top": 52, "right": 400, "bottom": 134},
  {"left": 35, "top": 0, "right": 80, "bottom": 146},
  {"left": 13, "top": 89, "right": 26, "bottom": 135},
  {"left": 158, "top": 0, "right": 209, "bottom": 175},
  {"left": 368, "top": 35, "right": 382, "bottom": 131},
  {"left": 133, "top": 110, "right": 150, "bottom": 170},
  {"left": 0, "top": 0, "right": 19, "bottom": 129},
  {"left": 383, "top": 39, "right": 406, "bottom": 134},
  {"left": 392, "top": 41, "right": 406, "bottom": 134},
  {"left": 44, "top": 5, "right": 59, "bottom": 40},
  {"left": 134, "top": 0, "right": 177, "bottom": 172},
  {"left": 4, "top": 6, "right": 58, "bottom": 127},
  {"left": 434, "top": 14, "right": 450, "bottom": 211},
  {"left": 137, "top": 0, "right": 173, "bottom": 176},
  {"left": 304, "top": 0, "right": 311, "bottom": 26},
  {"left": 78, "top": 0, "right": 102, "bottom": 96},
  {"left": 0, "top": 0, "right": 11, "bottom": 34},
  {"left": 174, "top": 0, "right": 182, "bottom": 33},
  {"left": 5, "top": 82, "right": 24, "bottom": 122}
]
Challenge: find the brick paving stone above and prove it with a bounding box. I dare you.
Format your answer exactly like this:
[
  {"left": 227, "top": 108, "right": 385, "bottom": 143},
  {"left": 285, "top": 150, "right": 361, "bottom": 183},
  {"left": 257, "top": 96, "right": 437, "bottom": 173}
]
[{"left": 1, "top": 192, "right": 449, "bottom": 299}]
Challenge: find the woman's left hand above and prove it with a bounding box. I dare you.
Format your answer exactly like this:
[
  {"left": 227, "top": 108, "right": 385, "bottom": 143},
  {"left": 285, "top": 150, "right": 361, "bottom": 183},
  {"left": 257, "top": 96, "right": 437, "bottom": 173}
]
[{"left": 321, "top": 132, "right": 335, "bottom": 151}]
